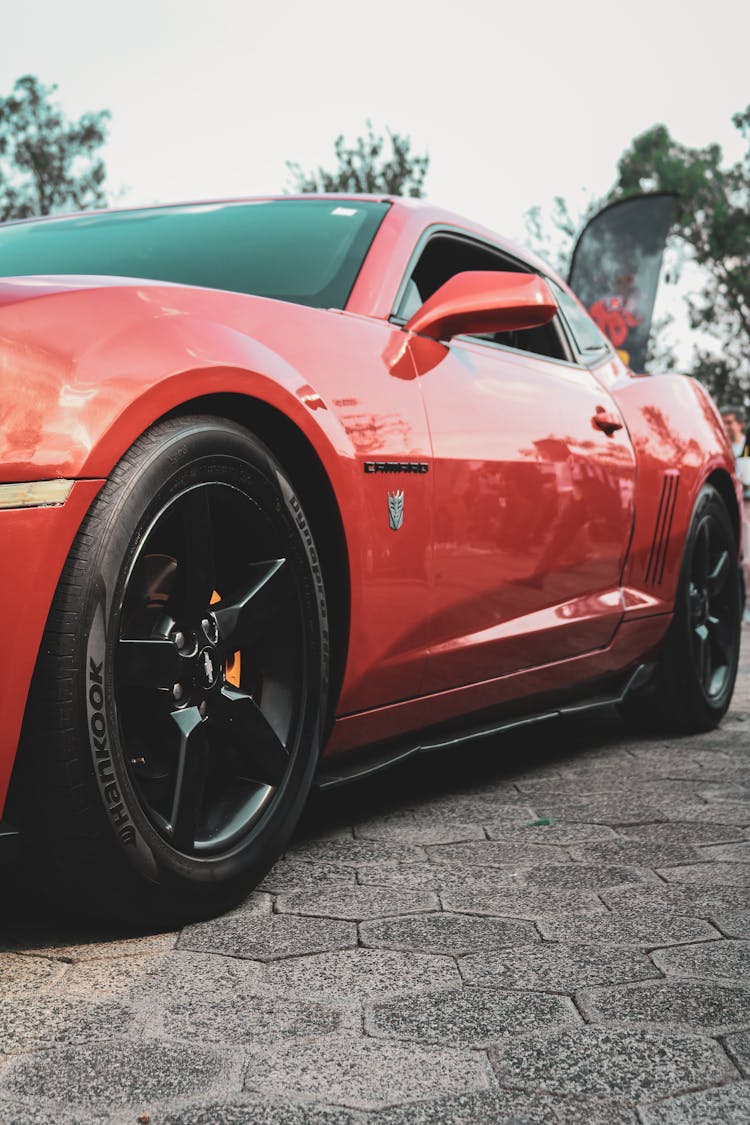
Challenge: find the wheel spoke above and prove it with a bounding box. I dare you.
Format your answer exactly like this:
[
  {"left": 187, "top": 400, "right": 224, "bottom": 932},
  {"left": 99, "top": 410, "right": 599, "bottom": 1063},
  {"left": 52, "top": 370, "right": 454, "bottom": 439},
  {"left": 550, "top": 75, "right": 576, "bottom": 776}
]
[
  {"left": 708, "top": 614, "right": 733, "bottom": 670},
  {"left": 693, "top": 623, "right": 711, "bottom": 693},
  {"left": 209, "top": 683, "right": 288, "bottom": 786},
  {"left": 118, "top": 638, "right": 182, "bottom": 689},
  {"left": 168, "top": 706, "right": 209, "bottom": 851},
  {"left": 214, "top": 559, "right": 287, "bottom": 651},
  {"left": 693, "top": 519, "right": 711, "bottom": 588},
  {"left": 707, "top": 549, "right": 730, "bottom": 599},
  {"left": 179, "top": 488, "right": 216, "bottom": 614}
]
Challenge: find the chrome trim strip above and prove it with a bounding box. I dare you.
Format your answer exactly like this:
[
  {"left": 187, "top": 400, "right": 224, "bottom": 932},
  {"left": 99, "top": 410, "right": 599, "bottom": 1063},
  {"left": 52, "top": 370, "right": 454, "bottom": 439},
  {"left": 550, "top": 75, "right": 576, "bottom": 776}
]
[{"left": 0, "top": 479, "right": 75, "bottom": 510}]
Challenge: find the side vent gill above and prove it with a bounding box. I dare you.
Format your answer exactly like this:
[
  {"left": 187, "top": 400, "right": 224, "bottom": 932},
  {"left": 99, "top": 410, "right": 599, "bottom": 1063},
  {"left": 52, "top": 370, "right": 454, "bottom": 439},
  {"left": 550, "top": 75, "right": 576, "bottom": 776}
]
[{"left": 645, "top": 470, "right": 680, "bottom": 585}]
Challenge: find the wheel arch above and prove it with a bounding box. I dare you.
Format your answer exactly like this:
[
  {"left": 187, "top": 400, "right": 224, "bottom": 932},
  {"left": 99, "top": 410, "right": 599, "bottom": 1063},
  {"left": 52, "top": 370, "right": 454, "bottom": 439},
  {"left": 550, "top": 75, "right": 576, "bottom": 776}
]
[
  {"left": 161, "top": 392, "right": 351, "bottom": 731},
  {"left": 706, "top": 467, "right": 741, "bottom": 550}
]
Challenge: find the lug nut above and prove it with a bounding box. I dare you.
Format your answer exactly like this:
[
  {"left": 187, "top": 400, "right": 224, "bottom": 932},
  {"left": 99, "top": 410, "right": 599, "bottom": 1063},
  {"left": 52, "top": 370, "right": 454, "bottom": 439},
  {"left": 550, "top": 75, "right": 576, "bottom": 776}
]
[
  {"left": 199, "top": 700, "right": 208, "bottom": 718},
  {"left": 201, "top": 616, "right": 218, "bottom": 644},
  {"left": 172, "top": 683, "right": 185, "bottom": 702},
  {"left": 173, "top": 630, "right": 186, "bottom": 651}
]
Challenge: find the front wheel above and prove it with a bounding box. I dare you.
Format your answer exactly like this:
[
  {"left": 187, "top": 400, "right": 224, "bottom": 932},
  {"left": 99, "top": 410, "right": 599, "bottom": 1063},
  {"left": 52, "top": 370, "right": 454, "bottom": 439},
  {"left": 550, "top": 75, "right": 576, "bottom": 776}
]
[
  {"left": 14, "top": 417, "right": 329, "bottom": 924},
  {"left": 624, "top": 483, "right": 741, "bottom": 733}
]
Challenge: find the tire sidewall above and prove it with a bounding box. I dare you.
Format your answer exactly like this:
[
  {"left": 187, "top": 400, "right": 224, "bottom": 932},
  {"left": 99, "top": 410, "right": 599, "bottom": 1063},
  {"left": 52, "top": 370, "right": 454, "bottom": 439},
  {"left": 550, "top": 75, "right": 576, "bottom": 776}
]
[{"left": 77, "top": 417, "right": 327, "bottom": 907}]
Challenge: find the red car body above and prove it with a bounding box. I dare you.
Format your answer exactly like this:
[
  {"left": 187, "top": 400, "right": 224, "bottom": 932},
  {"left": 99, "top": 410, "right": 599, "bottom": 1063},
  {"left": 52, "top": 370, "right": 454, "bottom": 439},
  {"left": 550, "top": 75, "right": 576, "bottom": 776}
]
[{"left": 0, "top": 195, "right": 741, "bottom": 840}]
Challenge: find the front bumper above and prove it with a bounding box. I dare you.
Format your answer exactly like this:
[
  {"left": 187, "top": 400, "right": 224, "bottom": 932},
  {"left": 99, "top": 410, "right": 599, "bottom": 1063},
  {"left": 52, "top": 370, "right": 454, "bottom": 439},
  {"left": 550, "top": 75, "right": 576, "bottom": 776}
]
[{"left": 0, "top": 479, "right": 103, "bottom": 816}]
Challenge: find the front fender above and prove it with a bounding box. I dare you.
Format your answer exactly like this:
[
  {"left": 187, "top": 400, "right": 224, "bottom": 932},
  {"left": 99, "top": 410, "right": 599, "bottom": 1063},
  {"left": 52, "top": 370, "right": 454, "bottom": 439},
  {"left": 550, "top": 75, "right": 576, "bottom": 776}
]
[{"left": 0, "top": 283, "right": 355, "bottom": 487}]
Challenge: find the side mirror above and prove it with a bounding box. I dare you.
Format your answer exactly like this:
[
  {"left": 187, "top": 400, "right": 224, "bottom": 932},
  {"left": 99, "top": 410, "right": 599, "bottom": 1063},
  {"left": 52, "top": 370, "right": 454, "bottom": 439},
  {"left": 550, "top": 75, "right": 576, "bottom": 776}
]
[{"left": 404, "top": 270, "right": 557, "bottom": 342}]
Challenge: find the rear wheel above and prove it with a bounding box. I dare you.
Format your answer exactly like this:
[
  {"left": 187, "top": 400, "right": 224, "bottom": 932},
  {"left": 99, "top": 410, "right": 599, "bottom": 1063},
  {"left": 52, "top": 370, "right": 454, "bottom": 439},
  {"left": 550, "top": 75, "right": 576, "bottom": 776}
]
[
  {"left": 623, "top": 483, "right": 741, "bottom": 733},
  {"left": 13, "top": 416, "right": 328, "bottom": 924}
]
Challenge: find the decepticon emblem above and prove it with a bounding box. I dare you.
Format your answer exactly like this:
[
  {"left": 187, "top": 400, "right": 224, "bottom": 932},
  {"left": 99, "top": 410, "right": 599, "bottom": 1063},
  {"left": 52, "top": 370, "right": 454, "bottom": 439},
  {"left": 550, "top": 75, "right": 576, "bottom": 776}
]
[{"left": 387, "top": 489, "right": 404, "bottom": 531}]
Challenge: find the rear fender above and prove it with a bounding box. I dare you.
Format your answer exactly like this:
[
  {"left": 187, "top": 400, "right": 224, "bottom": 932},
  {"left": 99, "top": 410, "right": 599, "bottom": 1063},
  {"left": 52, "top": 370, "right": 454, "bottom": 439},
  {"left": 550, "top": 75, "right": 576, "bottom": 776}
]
[{"left": 614, "top": 373, "right": 740, "bottom": 611}]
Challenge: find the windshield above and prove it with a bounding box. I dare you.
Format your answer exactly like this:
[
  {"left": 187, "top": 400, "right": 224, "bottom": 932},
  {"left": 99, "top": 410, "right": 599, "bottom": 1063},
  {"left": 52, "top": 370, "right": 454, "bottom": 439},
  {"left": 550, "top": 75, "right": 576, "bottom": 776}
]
[{"left": 0, "top": 199, "right": 389, "bottom": 309}]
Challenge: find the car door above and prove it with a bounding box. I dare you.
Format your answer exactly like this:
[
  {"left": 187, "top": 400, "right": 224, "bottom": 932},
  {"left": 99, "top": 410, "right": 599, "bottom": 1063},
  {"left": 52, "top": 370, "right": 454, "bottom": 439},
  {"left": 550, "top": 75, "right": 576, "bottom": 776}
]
[{"left": 395, "top": 230, "right": 637, "bottom": 696}]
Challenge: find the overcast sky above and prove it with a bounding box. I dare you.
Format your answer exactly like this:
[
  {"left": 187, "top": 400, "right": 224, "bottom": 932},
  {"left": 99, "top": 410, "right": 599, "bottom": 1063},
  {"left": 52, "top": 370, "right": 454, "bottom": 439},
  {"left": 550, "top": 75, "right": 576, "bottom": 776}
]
[
  {"left": 2, "top": 0, "right": 748, "bottom": 363},
  {"left": 4, "top": 0, "right": 748, "bottom": 242}
]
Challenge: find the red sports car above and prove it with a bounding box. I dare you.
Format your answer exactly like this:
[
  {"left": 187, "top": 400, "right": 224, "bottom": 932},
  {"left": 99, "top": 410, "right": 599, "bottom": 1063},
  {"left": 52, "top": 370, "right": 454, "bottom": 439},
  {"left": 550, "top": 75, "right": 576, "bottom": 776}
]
[{"left": 0, "top": 196, "right": 743, "bottom": 923}]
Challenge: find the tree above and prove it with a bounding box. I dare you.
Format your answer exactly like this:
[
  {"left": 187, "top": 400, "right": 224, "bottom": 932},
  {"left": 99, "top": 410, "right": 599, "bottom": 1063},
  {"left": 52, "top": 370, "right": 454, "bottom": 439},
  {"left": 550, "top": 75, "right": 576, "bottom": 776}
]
[
  {"left": 0, "top": 75, "right": 110, "bottom": 221},
  {"left": 525, "top": 106, "right": 750, "bottom": 399},
  {"left": 613, "top": 108, "right": 750, "bottom": 401},
  {"left": 287, "top": 121, "right": 429, "bottom": 197}
]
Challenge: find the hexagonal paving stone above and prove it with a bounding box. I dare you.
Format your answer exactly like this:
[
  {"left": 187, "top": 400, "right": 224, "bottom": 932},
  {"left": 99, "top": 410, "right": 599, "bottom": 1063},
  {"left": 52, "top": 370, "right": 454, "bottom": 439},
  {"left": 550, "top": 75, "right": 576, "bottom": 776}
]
[
  {"left": 275, "top": 886, "right": 439, "bottom": 921},
  {"left": 658, "top": 862, "right": 750, "bottom": 886},
  {"left": 577, "top": 981, "right": 750, "bottom": 1034},
  {"left": 618, "top": 821, "right": 744, "bottom": 845},
  {"left": 484, "top": 821, "right": 619, "bottom": 844},
  {"left": 358, "top": 863, "right": 526, "bottom": 893},
  {"left": 0, "top": 1101, "right": 109, "bottom": 1125},
  {"left": 425, "top": 841, "right": 568, "bottom": 867},
  {"left": 162, "top": 992, "right": 345, "bottom": 1044},
  {"left": 529, "top": 799, "right": 668, "bottom": 825},
  {"left": 413, "top": 795, "right": 533, "bottom": 821},
  {"left": 258, "top": 860, "right": 356, "bottom": 893},
  {"left": 553, "top": 1104, "right": 638, "bottom": 1124},
  {"left": 0, "top": 1039, "right": 225, "bottom": 1109},
  {"left": 258, "top": 948, "right": 461, "bottom": 1002},
  {"left": 490, "top": 1027, "right": 737, "bottom": 1101},
  {"left": 524, "top": 864, "right": 654, "bottom": 889},
  {"left": 162, "top": 1104, "right": 358, "bottom": 1125},
  {"left": 696, "top": 841, "right": 750, "bottom": 861},
  {"left": 567, "top": 842, "right": 701, "bottom": 865},
  {"left": 365, "top": 1089, "right": 558, "bottom": 1123},
  {"left": 359, "top": 912, "right": 538, "bottom": 956},
  {"left": 59, "top": 950, "right": 262, "bottom": 1002},
  {"left": 285, "top": 838, "right": 425, "bottom": 867},
  {"left": 712, "top": 909, "right": 750, "bottom": 937},
  {"left": 0, "top": 953, "right": 66, "bottom": 1000},
  {"left": 0, "top": 997, "right": 137, "bottom": 1054},
  {"left": 365, "top": 987, "right": 579, "bottom": 1046},
  {"left": 601, "top": 883, "right": 750, "bottom": 916},
  {"left": 651, "top": 940, "right": 750, "bottom": 983},
  {"left": 242, "top": 1036, "right": 492, "bottom": 1109},
  {"left": 177, "top": 914, "right": 357, "bottom": 961},
  {"left": 537, "top": 910, "right": 720, "bottom": 947},
  {"left": 440, "top": 887, "right": 606, "bottom": 919},
  {"left": 638, "top": 1082, "right": 750, "bottom": 1124},
  {"left": 660, "top": 802, "right": 750, "bottom": 825},
  {"left": 354, "top": 814, "right": 486, "bottom": 845},
  {"left": 0, "top": 925, "right": 177, "bottom": 961},
  {"left": 725, "top": 1029, "right": 750, "bottom": 1075},
  {"left": 460, "top": 943, "right": 660, "bottom": 991}
]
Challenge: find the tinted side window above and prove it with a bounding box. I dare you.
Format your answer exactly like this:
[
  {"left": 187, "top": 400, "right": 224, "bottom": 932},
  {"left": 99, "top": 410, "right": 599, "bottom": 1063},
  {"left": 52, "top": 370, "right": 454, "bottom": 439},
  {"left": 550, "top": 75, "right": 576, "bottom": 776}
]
[
  {"left": 549, "top": 280, "right": 611, "bottom": 359},
  {"left": 394, "top": 233, "right": 568, "bottom": 363}
]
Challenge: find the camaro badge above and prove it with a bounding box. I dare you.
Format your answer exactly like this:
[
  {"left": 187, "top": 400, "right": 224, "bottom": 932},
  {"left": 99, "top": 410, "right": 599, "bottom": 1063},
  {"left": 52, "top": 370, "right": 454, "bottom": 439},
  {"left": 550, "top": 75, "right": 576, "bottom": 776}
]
[{"left": 387, "top": 490, "right": 404, "bottom": 531}]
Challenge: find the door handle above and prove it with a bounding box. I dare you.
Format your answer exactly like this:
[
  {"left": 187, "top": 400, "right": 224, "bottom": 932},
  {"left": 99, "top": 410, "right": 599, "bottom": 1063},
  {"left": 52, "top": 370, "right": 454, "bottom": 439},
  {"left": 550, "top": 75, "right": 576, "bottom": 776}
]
[{"left": 592, "top": 407, "right": 624, "bottom": 436}]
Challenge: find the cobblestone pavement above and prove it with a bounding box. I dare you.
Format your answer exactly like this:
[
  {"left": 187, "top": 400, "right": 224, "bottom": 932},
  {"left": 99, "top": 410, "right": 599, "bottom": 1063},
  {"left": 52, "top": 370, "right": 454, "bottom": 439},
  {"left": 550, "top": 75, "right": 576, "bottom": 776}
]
[{"left": 1, "top": 631, "right": 748, "bottom": 1124}]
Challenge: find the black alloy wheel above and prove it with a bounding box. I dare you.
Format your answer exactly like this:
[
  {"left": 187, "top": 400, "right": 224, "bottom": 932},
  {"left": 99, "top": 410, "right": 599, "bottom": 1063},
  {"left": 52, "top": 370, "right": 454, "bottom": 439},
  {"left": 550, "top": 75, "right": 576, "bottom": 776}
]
[
  {"left": 624, "top": 483, "right": 741, "bottom": 733},
  {"left": 685, "top": 506, "right": 738, "bottom": 705},
  {"left": 14, "top": 417, "right": 328, "bottom": 924}
]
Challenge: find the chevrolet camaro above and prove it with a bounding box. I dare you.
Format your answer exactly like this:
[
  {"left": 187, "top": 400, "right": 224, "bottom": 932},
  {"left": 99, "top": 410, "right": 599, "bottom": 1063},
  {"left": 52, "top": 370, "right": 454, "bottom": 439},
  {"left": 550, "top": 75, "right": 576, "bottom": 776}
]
[{"left": 0, "top": 195, "right": 743, "bottom": 922}]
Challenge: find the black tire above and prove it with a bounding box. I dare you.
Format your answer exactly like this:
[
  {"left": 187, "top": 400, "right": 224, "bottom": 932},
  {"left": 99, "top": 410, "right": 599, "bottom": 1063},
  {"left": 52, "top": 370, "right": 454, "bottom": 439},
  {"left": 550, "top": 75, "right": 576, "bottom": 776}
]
[
  {"left": 623, "top": 483, "right": 741, "bottom": 733},
  {"left": 12, "top": 416, "right": 328, "bottom": 925}
]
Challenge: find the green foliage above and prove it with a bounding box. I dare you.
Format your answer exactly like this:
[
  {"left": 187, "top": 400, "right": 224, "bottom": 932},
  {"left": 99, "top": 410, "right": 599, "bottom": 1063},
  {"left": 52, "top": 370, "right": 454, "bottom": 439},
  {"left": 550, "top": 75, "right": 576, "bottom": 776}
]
[
  {"left": 0, "top": 75, "right": 110, "bottom": 221},
  {"left": 611, "top": 108, "right": 750, "bottom": 400},
  {"left": 287, "top": 121, "right": 429, "bottom": 198},
  {"left": 525, "top": 106, "right": 750, "bottom": 399}
]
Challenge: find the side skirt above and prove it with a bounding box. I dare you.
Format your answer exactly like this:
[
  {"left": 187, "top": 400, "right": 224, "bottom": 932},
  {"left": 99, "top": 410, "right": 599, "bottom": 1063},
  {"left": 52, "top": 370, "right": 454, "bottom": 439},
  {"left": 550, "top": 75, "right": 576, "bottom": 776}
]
[
  {"left": 315, "top": 663, "right": 653, "bottom": 791},
  {"left": 0, "top": 819, "right": 20, "bottom": 865}
]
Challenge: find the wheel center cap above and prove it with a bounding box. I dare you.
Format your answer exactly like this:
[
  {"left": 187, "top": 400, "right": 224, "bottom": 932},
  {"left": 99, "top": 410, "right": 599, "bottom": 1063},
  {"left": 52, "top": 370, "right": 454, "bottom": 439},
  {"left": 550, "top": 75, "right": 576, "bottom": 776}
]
[{"left": 197, "top": 646, "right": 219, "bottom": 690}]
